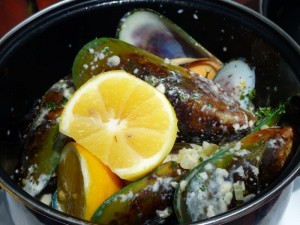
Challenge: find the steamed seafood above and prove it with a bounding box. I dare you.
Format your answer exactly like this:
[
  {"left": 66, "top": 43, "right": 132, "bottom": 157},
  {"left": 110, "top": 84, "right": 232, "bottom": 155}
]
[
  {"left": 13, "top": 8, "right": 297, "bottom": 225},
  {"left": 117, "top": 8, "right": 222, "bottom": 66},
  {"left": 174, "top": 127, "right": 293, "bottom": 223},
  {"left": 72, "top": 38, "right": 256, "bottom": 143},
  {"left": 14, "top": 77, "right": 73, "bottom": 196},
  {"left": 92, "top": 161, "right": 187, "bottom": 225}
]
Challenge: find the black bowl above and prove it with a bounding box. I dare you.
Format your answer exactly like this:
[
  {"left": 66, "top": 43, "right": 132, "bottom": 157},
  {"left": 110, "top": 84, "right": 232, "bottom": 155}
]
[
  {"left": 260, "top": 0, "right": 300, "bottom": 45},
  {"left": 0, "top": 0, "right": 300, "bottom": 224}
]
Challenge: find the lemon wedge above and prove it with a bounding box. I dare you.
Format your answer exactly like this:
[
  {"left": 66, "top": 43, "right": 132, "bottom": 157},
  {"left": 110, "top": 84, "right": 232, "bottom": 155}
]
[
  {"left": 59, "top": 70, "right": 178, "bottom": 180},
  {"left": 56, "top": 142, "right": 122, "bottom": 220}
]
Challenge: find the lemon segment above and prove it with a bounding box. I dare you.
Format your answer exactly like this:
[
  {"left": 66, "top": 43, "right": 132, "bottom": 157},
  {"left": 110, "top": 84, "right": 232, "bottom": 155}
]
[
  {"left": 59, "top": 70, "right": 178, "bottom": 180},
  {"left": 56, "top": 142, "right": 122, "bottom": 220}
]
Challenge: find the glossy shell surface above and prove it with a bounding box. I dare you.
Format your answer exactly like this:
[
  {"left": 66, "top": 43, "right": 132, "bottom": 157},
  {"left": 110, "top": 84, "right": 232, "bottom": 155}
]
[{"left": 117, "top": 8, "right": 223, "bottom": 66}]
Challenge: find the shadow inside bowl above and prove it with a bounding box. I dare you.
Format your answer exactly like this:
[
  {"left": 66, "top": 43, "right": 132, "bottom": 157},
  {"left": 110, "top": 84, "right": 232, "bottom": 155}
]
[{"left": 260, "top": 0, "right": 300, "bottom": 45}]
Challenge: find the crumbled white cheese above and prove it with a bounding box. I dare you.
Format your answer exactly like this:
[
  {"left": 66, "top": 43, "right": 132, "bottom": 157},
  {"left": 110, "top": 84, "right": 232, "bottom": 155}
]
[
  {"left": 156, "top": 83, "right": 166, "bottom": 94},
  {"left": 233, "top": 180, "right": 245, "bottom": 201},
  {"left": 118, "top": 191, "right": 135, "bottom": 202},
  {"left": 156, "top": 207, "right": 172, "bottom": 219},
  {"left": 186, "top": 165, "right": 233, "bottom": 221},
  {"left": 23, "top": 171, "right": 49, "bottom": 197},
  {"left": 250, "top": 165, "right": 259, "bottom": 176},
  {"left": 193, "top": 13, "right": 198, "bottom": 20},
  {"left": 62, "top": 87, "right": 74, "bottom": 99},
  {"left": 206, "top": 205, "right": 215, "bottom": 217},
  {"left": 170, "top": 181, "right": 178, "bottom": 188},
  {"left": 243, "top": 193, "right": 256, "bottom": 202},
  {"left": 267, "top": 138, "right": 285, "bottom": 148},
  {"left": 88, "top": 48, "right": 95, "bottom": 54},
  {"left": 146, "top": 177, "right": 174, "bottom": 193},
  {"left": 163, "top": 143, "right": 219, "bottom": 170},
  {"left": 179, "top": 180, "right": 188, "bottom": 192},
  {"left": 107, "top": 55, "right": 121, "bottom": 67},
  {"left": 261, "top": 125, "right": 270, "bottom": 130},
  {"left": 235, "top": 166, "right": 245, "bottom": 178},
  {"left": 93, "top": 50, "right": 106, "bottom": 62},
  {"left": 39, "top": 193, "right": 53, "bottom": 206},
  {"left": 235, "top": 149, "right": 250, "bottom": 157},
  {"left": 133, "top": 68, "right": 139, "bottom": 74},
  {"left": 177, "top": 148, "right": 200, "bottom": 169},
  {"left": 83, "top": 64, "right": 89, "bottom": 70},
  {"left": 198, "top": 172, "right": 208, "bottom": 181},
  {"left": 31, "top": 108, "right": 50, "bottom": 130},
  {"left": 204, "top": 163, "right": 214, "bottom": 171}
]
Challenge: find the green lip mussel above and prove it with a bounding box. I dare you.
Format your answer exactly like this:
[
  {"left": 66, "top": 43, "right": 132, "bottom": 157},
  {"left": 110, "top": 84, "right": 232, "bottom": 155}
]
[
  {"left": 72, "top": 38, "right": 256, "bottom": 143},
  {"left": 91, "top": 161, "right": 188, "bottom": 225},
  {"left": 174, "top": 126, "right": 294, "bottom": 223},
  {"left": 14, "top": 76, "right": 74, "bottom": 196}
]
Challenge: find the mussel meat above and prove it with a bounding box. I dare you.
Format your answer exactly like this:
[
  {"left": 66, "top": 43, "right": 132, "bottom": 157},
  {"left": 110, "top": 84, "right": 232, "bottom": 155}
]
[
  {"left": 170, "top": 57, "right": 221, "bottom": 80},
  {"left": 214, "top": 59, "right": 256, "bottom": 110}
]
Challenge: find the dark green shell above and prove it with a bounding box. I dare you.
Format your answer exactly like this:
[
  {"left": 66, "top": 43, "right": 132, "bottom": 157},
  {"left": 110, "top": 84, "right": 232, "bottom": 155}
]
[
  {"left": 174, "top": 126, "right": 294, "bottom": 223},
  {"left": 14, "top": 76, "right": 73, "bottom": 196},
  {"left": 92, "top": 161, "right": 187, "bottom": 225}
]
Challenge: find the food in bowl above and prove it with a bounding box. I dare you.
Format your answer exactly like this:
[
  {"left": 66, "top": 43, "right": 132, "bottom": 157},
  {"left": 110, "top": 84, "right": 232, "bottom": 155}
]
[{"left": 11, "top": 8, "right": 296, "bottom": 225}]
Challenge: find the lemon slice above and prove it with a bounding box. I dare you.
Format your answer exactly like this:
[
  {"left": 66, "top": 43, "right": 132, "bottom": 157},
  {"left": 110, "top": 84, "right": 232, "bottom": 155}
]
[
  {"left": 56, "top": 142, "right": 122, "bottom": 220},
  {"left": 59, "top": 70, "right": 178, "bottom": 180}
]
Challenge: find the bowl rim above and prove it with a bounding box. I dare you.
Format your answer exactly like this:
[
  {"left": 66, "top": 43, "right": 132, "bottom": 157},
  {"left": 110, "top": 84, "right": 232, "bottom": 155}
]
[
  {"left": 0, "top": 0, "right": 299, "bottom": 50},
  {"left": 259, "top": 0, "right": 268, "bottom": 16},
  {"left": 0, "top": 0, "right": 300, "bottom": 224}
]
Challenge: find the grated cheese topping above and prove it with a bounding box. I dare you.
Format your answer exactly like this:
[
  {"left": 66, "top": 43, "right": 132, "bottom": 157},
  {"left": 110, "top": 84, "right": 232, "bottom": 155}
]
[{"left": 186, "top": 163, "right": 233, "bottom": 221}]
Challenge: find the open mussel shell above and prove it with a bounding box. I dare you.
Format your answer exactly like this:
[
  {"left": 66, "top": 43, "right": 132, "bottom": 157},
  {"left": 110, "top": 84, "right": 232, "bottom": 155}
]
[
  {"left": 213, "top": 59, "right": 256, "bottom": 110},
  {"left": 117, "top": 8, "right": 223, "bottom": 67}
]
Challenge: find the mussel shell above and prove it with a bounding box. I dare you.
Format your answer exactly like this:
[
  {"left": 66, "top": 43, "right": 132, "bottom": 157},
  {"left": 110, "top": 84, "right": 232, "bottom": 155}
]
[
  {"left": 91, "top": 161, "right": 187, "bottom": 225},
  {"left": 117, "top": 8, "right": 223, "bottom": 67},
  {"left": 213, "top": 59, "right": 256, "bottom": 110},
  {"left": 13, "top": 76, "right": 74, "bottom": 197},
  {"left": 72, "top": 38, "right": 256, "bottom": 144},
  {"left": 174, "top": 127, "right": 294, "bottom": 223}
]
